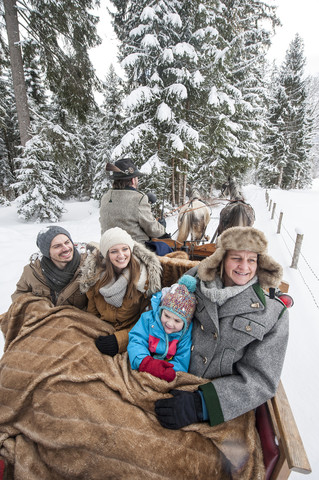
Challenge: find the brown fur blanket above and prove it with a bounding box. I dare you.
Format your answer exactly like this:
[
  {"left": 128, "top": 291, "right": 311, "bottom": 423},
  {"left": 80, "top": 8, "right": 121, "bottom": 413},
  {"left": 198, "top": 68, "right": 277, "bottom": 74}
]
[{"left": 0, "top": 295, "right": 265, "bottom": 480}]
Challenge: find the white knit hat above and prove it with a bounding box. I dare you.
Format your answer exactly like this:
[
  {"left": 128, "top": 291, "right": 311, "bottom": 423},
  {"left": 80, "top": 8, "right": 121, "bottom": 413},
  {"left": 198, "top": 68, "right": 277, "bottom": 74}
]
[{"left": 99, "top": 227, "right": 135, "bottom": 258}]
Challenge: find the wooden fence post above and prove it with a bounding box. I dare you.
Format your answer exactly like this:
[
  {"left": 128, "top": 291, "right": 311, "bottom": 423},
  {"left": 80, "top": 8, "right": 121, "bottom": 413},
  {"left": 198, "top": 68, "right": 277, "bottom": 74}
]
[
  {"left": 277, "top": 212, "right": 283, "bottom": 234},
  {"left": 268, "top": 199, "right": 272, "bottom": 212},
  {"left": 271, "top": 202, "right": 276, "bottom": 219},
  {"left": 265, "top": 191, "right": 269, "bottom": 205},
  {"left": 290, "top": 231, "right": 304, "bottom": 269}
]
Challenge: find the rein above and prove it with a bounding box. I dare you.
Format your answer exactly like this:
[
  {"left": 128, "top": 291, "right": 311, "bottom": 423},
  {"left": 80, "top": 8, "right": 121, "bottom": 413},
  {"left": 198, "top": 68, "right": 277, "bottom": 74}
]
[{"left": 161, "top": 198, "right": 227, "bottom": 218}]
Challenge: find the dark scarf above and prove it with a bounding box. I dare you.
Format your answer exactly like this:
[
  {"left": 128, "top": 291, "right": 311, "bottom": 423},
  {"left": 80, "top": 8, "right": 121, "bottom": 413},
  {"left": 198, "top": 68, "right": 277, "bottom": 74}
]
[{"left": 41, "top": 249, "right": 81, "bottom": 303}]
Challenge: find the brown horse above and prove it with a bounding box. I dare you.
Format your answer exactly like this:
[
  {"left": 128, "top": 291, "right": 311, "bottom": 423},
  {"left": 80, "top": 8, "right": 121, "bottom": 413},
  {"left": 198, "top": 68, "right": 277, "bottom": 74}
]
[
  {"left": 177, "top": 192, "right": 211, "bottom": 244},
  {"left": 211, "top": 199, "right": 255, "bottom": 242}
]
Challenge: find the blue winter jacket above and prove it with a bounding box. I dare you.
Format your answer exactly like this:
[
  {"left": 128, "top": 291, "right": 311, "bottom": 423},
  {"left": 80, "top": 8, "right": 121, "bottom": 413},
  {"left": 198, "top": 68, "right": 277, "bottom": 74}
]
[{"left": 128, "top": 291, "right": 193, "bottom": 372}]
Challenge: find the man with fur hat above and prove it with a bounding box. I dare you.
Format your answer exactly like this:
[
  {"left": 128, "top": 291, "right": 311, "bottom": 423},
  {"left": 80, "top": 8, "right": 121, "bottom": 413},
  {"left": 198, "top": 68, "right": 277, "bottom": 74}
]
[
  {"left": 99, "top": 158, "right": 168, "bottom": 244},
  {"left": 11, "top": 226, "right": 88, "bottom": 309},
  {"left": 155, "top": 226, "right": 290, "bottom": 430}
]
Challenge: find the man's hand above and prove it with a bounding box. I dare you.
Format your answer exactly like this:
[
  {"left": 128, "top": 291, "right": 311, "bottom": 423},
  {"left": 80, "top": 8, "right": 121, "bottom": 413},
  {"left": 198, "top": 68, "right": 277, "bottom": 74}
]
[{"left": 155, "top": 390, "right": 203, "bottom": 429}]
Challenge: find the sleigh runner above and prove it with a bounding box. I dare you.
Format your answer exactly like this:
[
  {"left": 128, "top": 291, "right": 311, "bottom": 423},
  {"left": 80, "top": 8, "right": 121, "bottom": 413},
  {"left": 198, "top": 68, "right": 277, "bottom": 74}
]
[{"left": 152, "top": 237, "right": 311, "bottom": 480}]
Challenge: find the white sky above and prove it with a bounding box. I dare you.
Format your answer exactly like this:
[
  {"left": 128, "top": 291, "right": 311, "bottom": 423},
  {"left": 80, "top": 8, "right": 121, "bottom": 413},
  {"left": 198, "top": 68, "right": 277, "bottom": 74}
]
[
  {"left": 267, "top": 0, "right": 319, "bottom": 76},
  {"left": 90, "top": 0, "right": 319, "bottom": 80}
]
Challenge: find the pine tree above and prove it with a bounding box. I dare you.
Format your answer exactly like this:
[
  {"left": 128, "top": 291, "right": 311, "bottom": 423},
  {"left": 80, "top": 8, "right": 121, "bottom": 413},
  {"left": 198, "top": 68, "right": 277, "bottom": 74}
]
[
  {"left": 13, "top": 111, "right": 90, "bottom": 221},
  {"left": 198, "top": 0, "right": 278, "bottom": 190},
  {"left": 258, "top": 64, "right": 287, "bottom": 187},
  {"left": 14, "top": 140, "right": 65, "bottom": 222},
  {"left": 262, "top": 35, "right": 312, "bottom": 189},
  {"left": 110, "top": 0, "right": 210, "bottom": 204},
  {"left": 92, "top": 65, "right": 125, "bottom": 201},
  {"left": 0, "top": 65, "right": 20, "bottom": 202},
  {"left": 306, "top": 76, "right": 319, "bottom": 178},
  {"left": 3, "top": 0, "right": 101, "bottom": 125}
]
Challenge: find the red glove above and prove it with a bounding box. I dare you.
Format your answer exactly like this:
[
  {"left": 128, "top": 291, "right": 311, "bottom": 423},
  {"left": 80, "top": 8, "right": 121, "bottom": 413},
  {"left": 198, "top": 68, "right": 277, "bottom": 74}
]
[{"left": 139, "top": 356, "right": 176, "bottom": 382}]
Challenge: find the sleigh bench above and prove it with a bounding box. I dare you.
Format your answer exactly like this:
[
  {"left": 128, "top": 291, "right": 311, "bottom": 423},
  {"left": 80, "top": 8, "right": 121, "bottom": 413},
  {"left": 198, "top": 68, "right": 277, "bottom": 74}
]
[{"left": 156, "top": 245, "right": 311, "bottom": 480}]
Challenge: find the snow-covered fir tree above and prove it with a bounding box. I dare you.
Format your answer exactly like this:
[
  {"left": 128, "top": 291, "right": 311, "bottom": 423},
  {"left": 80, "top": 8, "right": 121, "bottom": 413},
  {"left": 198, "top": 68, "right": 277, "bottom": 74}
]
[
  {"left": 109, "top": 0, "right": 204, "bottom": 205},
  {"left": 306, "top": 75, "right": 319, "bottom": 179},
  {"left": 260, "top": 34, "right": 312, "bottom": 189},
  {"left": 92, "top": 65, "right": 125, "bottom": 201},
  {"left": 197, "top": 0, "right": 278, "bottom": 190},
  {"left": 0, "top": 66, "right": 20, "bottom": 203},
  {"left": 13, "top": 111, "right": 89, "bottom": 221},
  {"left": 258, "top": 64, "right": 287, "bottom": 187},
  {"left": 109, "top": 0, "right": 279, "bottom": 201}
]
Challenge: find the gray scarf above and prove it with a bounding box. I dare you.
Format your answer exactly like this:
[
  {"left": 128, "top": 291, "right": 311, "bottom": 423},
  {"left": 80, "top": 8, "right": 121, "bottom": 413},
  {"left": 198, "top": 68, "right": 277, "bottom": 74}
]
[
  {"left": 99, "top": 269, "right": 130, "bottom": 308},
  {"left": 200, "top": 275, "right": 258, "bottom": 306}
]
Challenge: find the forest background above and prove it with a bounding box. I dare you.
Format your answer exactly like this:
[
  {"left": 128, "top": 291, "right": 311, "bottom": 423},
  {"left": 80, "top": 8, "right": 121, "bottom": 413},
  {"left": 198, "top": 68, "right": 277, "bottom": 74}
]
[{"left": 1, "top": 0, "right": 319, "bottom": 221}]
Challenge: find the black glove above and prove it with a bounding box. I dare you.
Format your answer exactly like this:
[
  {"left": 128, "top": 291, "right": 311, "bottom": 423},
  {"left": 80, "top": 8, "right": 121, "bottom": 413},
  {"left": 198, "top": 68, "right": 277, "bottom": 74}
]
[
  {"left": 95, "top": 334, "right": 119, "bottom": 356},
  {"left": 158, "top": 217, "right": 166, "bottom": 228},
  {"left": 155, "top": 389, "right": 203, "bottom": 429},
  {"left": 147, "top": 192, "right": 157, "bottom": 204}
]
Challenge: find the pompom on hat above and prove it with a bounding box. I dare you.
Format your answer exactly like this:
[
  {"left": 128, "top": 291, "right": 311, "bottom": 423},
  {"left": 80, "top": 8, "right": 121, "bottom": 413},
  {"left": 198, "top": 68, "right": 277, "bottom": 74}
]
[
  {"left": 99, "top": 227, "right": 135, "bottom": 258},
  {"left": 160, "top": 275, "right": 197, "bottom": 327},
  {"left": 36, "top": 226, "right": 73, "bottom": 259},
  {"left": 197, "top": 226, "right": 283, "bottom": 289}
]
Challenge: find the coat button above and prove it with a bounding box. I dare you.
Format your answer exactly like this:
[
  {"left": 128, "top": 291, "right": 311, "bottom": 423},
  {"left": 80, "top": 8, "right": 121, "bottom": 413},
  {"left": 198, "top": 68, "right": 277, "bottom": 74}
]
[
  {"left": 191, "top": 345, "right": 194, "bottom": 351},
  {"left": 245, "top": 325, "right": 252, "bottom": 332},
  {"left": 213, "top": 332, "right": 218, "bottom": 339},
  {"left": 202, "top": 357, "right": 207, "bottom": 364},
  {"left": 200, "top": 324, "right": 204, "bottom": 331}
]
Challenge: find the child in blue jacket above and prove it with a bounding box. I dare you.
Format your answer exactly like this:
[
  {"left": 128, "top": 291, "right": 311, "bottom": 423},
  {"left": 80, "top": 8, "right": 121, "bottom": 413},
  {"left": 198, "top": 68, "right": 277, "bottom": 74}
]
[{"left": 127, "top": 275, "right": 197, "bottom": 382}]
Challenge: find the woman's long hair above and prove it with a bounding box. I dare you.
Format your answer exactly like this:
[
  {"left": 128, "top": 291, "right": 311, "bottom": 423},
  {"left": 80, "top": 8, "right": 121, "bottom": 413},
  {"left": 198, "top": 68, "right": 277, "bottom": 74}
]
[{"left": 97, "top": 249, "right": 140, "bottom": 299}]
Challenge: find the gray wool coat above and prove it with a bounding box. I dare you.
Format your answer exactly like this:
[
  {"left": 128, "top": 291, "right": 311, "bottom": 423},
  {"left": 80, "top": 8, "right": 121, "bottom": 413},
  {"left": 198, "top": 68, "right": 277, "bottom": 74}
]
[
  {"left": 189, "top": 277, "right": 289, "bottom": 426},
  {"left": 99, "top": 189, "right": 165, "bottom": 243}
]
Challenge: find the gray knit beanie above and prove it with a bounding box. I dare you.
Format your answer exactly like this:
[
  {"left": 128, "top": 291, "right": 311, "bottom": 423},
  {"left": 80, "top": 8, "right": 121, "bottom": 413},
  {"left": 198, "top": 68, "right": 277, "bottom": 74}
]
[
  {"left": 99, "top": 227, "right": 135, "bottom": 258},
  {"left": 36, "top": 226, "right": 73, "bottom": 258}
]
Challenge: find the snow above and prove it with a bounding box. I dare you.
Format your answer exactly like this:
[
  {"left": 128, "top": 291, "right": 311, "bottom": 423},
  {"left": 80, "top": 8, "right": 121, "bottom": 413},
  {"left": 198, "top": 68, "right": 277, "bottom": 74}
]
[
  {"left": 167, "top": 83, "right": 188, "bottom": 99},
  {"left": 156, "top": 102, "right": 173, "bottom": 122},
  {"left": 1, "top": 182, "right": 319, "bottom": 478},
  {"left": 141, "top": 34, "right": 160, "bottom": 49},
  {"left": 173, "top": 43, "right": 198, "bottom": 62}
]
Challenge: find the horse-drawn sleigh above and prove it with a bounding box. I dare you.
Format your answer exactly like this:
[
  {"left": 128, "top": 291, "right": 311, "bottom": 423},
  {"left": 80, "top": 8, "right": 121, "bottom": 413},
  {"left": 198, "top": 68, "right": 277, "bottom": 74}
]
[{"left": 0, "top": 196, "right": 311, "bottom": 480}]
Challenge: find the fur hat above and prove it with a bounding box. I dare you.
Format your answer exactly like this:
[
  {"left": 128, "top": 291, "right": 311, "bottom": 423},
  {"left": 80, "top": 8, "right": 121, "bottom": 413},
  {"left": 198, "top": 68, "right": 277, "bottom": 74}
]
[
  {"left": 161, "top": 275, "right": 197, "bottom": 327},
  {"left": 197, "top": 226, "right": 283, "bottom": 289},
  {"left": 99, "top": 227, "right": 135, "bottom": 258},
  {"left": 36, "top": 226, "right": 73, "bottom": 258}
]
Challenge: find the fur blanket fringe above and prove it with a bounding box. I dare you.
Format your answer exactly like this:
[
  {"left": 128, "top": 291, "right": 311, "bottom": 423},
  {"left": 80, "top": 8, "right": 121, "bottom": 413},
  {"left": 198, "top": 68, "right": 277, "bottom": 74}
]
[{"left": 0, "top": 295, "right": 265, "bottom": 480}]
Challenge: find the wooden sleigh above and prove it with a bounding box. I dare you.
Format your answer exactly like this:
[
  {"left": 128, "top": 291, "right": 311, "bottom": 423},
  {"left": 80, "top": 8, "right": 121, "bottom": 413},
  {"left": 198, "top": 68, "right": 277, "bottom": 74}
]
[{"left": 153, "top": 237, "right": 312, "bottom": 480}]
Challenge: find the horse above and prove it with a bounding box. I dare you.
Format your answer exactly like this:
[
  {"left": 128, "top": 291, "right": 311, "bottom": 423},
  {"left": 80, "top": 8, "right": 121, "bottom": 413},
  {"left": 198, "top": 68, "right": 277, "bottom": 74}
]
[
  {"left": 211, "top": 199, "right": 255, "bottom": 242},
  {"left": 220, "top": 176, "right": 244, "bottom": 201},
  {"left": 177, "top": 190, "right": 211, "bottom": 244}
]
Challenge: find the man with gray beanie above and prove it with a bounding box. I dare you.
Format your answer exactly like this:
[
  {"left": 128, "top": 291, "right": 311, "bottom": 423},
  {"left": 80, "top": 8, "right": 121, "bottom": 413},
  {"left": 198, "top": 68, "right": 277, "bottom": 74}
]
[{"left": 11, "top": 226, "right": 88, "bottom": 309}]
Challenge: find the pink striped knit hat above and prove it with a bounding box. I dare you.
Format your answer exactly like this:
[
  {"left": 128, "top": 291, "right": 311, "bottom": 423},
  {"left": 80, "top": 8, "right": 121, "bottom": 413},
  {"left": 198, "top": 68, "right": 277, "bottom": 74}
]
[{"left": 161, "top": 275, "right": 197, "bottom": 326}]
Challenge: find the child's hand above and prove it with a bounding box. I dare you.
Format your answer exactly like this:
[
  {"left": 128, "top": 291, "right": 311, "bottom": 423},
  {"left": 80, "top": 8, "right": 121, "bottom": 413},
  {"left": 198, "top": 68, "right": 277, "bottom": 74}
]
[{"left": 139, "top": 356, "right": 176, "bottom": 382}]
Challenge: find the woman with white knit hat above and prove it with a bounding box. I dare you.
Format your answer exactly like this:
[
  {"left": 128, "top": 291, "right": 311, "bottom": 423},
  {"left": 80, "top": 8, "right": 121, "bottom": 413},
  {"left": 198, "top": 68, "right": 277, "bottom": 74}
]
[{"left": 80, "top": 227, "right": 162, "bottom": 356}]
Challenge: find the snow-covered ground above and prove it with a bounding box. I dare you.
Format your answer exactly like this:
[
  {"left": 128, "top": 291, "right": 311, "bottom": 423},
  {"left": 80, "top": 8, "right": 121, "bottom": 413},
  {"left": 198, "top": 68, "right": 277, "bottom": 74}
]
[{"left": 1, "top": 181, "right": 318, "bottom": 478}]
